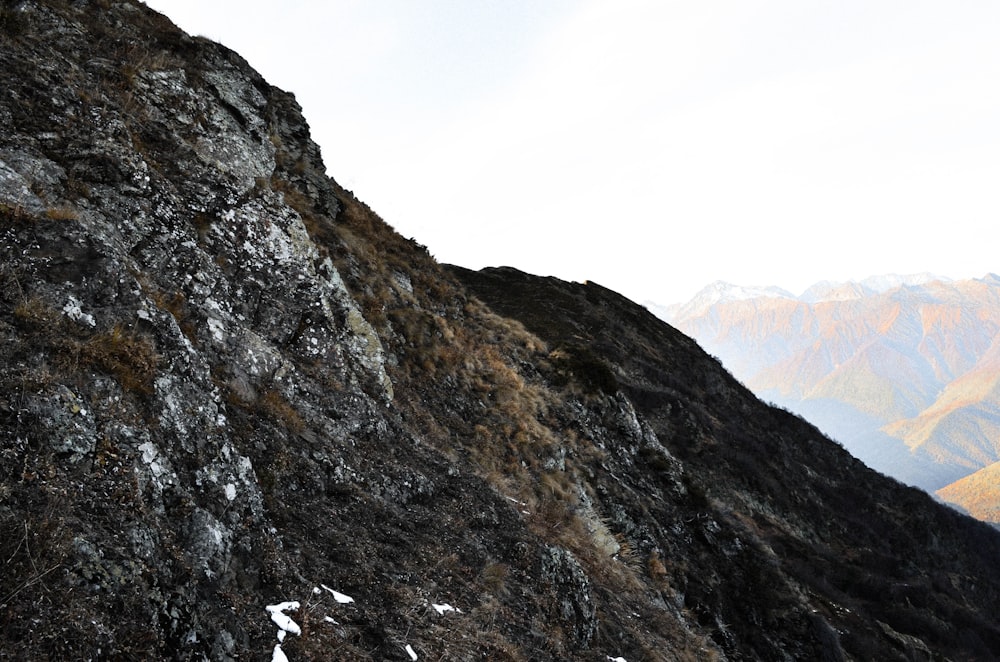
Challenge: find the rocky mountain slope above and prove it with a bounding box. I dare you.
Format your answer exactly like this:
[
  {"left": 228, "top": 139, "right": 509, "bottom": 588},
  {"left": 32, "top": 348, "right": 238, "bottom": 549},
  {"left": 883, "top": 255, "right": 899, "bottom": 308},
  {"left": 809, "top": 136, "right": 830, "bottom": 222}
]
[
  {"left": 3, "top": 2, "right": 1000, "bottom": 660},
  {"left": 659, "top": 276, "right": 1000, "bottom": 505}
]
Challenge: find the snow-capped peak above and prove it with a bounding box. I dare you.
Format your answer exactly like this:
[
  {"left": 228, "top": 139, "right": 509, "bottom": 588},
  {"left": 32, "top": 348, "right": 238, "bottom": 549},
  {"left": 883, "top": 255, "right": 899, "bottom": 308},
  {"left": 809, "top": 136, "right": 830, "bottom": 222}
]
[
  {"left": 857, "top": 272, "right": 946, "bottom": 293},
  {"left": 695, "top": 280, "right": 795, "bottom": 304},
  {"left": 661, "top": 281, "right": 794, "bottom": 321}
]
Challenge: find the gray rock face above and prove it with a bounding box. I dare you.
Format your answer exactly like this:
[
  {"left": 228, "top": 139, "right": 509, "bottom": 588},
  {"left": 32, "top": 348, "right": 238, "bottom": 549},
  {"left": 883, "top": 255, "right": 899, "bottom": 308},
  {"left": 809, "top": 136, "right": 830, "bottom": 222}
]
[
  {"left": 0, "top": 2, "right": 399, "bottom": 658},
  {"left": 0, "top": 4, "right": 638, "bottom": 659},
  {"left": 3, "top": 3, "right": 1000, "bottom": 662}
]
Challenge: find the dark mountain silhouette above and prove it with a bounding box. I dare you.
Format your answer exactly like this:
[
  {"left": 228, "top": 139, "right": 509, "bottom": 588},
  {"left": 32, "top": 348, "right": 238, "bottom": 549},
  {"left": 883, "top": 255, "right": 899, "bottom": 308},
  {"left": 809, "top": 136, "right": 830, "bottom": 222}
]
[{"left": 2, "top": 2, "right": 1000, "bottom": 660}]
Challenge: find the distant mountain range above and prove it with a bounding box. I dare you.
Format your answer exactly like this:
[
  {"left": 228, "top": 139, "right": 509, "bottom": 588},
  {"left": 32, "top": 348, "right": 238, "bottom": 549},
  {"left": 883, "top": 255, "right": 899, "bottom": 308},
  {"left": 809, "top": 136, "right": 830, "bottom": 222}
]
[{"left": 654, "top": 274, "right": 1000, "bottom": 523}]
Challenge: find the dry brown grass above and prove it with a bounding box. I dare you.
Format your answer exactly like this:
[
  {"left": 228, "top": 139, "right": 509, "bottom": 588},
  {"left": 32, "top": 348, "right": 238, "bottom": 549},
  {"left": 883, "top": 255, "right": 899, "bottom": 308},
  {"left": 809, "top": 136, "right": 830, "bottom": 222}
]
[
  {"left": 256, "top": 388, "right": 306, "bottom": 434},
  {"left": 480, "top": 562, "right": 510, "bottom": 595},
  {"left": 44, "top": 205, "right": 79, "bottom": 221},
  {"left": 13, "top": 295, "right": 61, "bottom": 328},
  {"left": 13, "top": 294, "right": 159, "bottom": 394},
  {"left": 76, "top": 324, "right": 159, "bottom": 394},
  {"left": 647, "top": 550, "right": 669, "bottom": 583}
]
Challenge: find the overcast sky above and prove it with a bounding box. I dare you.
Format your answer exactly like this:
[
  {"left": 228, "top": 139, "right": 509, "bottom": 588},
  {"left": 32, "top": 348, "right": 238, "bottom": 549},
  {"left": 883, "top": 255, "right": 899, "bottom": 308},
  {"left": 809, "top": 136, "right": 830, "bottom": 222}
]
[{"left": 144, "top": 1, "right": 1000, "bottom": 304}]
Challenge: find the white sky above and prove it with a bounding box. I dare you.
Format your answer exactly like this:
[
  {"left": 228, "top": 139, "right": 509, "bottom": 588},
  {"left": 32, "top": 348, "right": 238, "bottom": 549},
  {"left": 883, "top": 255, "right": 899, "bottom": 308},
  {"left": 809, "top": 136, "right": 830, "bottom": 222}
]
[{"left": 144, "top": 1, "right": 1000, "bottom": 304}]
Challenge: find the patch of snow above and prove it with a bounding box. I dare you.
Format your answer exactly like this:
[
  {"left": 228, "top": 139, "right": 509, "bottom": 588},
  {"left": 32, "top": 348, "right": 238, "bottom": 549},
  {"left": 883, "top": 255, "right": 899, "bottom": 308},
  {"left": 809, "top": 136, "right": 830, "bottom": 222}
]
[
  {"left": 266, "top": 601, "right": 301, "bottom": 637},
  {"left": 688, "top": 280, "right": 793, "bottom": 307},
  {"left": 432, "top": 603, "right": 461, "bottom": 615},
  {"left": 323, "top": 616, "right": 339, "bottom": 624},
  {"left": 271, "top": 643, "right": 288, "bottom": 662},
  {"left": 607, "top": 657, "right": 627, "bottom": 662},
  {"left": 320, "top": 584, "right": 354, "bottom": 604},
  {"left": 224, "top": 483, "right": 236, "bottom": 501},
  {"left": 405, "top": 644, "right": 418, "bottom": 660}
]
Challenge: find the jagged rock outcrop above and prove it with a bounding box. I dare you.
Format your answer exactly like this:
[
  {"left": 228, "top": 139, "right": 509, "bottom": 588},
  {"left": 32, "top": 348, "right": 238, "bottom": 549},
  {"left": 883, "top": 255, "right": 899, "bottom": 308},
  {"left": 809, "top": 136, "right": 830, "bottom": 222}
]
[{"left": 3, "top": 2, "right": 1000, "bottom": 660}]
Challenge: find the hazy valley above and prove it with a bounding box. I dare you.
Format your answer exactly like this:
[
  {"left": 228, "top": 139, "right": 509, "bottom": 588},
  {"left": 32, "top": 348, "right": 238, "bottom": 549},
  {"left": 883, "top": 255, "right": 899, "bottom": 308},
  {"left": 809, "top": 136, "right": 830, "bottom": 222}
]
[{"left": 656, "top": 274, "right": 1000, "bottom": 523}]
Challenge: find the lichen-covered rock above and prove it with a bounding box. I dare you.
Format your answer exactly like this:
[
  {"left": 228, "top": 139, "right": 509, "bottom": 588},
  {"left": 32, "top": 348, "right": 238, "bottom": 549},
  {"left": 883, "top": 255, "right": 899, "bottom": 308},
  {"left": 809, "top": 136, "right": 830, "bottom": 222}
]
[{"left": 539, "top": 545, "right": 596, "bottom": 646}]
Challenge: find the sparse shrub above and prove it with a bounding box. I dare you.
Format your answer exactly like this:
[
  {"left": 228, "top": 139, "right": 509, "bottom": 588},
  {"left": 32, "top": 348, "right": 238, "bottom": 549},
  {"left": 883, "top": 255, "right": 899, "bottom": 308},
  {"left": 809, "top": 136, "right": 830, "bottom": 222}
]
[
  {"left": 615, "top": 533, "right": 640, "bottom": 570},
  {"left": 13, "top": 295, "right": 60, "bottom": 328},
  {"left": 78, "top": 323, "right": 159, "bottom": 394},
  {"left": 540, "top": 470, "right": 574, "bottom": 501},
  {"left": 481, "top": 562, "right": 510, "bottom": 595},
  {"left": 271, "top": 177, "right": 316, "bottom": 224},
  {"left": 0, "top": 489, "right": 70, "bottom": 630}
]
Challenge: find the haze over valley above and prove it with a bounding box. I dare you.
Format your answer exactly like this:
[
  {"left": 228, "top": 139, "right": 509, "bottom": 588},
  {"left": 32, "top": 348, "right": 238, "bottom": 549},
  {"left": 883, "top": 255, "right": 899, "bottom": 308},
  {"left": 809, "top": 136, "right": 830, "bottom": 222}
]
[{"left": 656, "top": 273, "right": 1000, "bottom": 523}]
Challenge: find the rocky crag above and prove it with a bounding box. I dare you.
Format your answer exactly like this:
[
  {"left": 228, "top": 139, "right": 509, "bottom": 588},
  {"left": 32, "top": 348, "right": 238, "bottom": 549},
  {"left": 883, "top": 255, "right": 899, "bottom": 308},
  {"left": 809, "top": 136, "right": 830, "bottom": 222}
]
[{"left": 2, "top": 2, "right": 1000, "bottom": 660}]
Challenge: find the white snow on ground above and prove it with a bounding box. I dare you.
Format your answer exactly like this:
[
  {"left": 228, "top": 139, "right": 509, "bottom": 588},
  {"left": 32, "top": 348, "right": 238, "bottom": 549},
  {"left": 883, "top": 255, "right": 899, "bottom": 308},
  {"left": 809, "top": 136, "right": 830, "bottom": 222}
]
[
  {"left": 265, "top": 602, "right": 301, "bottom": 662},
  {"left": 320, "top": 583, "right": 355, "bottom": 604},
  {"left": 266, "top": 602, "right": 302, "bottom": 637},
  {"left": 607, "top": 657, "right": 627, "bottom": 662},
  {"left": 405, "top": 643, "right": 418, "bottom": 660},
  {"left": 432, "top": 603, "right": 461, "bottom": 615}
]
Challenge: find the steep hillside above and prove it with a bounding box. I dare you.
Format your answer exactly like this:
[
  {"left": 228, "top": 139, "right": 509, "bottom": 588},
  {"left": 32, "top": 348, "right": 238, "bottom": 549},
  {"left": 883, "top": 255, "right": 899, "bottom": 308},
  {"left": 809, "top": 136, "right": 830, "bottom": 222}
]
[
  {"left": 3, "top": 2, "right": 1000, "bottom": 660},
  {"left": 938, "top": 462, "right": 1000, "bottom": 523},
  {"left": 452, "top": 267, "right": 1000, "bottom": 658},
  {"left": 662, "top": 276, "right": 1000, "bottom": 500}
]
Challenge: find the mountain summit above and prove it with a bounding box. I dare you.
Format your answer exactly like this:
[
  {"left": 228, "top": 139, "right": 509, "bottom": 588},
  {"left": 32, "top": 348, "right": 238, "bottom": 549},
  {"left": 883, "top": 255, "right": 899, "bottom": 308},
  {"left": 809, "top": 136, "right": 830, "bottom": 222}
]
[
  {"left": 653, "top": 281, "right": 795, "bottom": 321},
  {"left": 3, "top": 3, "right": 1000, "bottom": 660}
]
